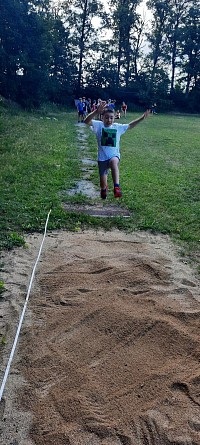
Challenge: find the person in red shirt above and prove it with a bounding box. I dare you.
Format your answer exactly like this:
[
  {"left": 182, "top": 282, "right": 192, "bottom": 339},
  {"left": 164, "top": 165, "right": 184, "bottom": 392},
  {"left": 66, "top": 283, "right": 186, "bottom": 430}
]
[{"left": 121, "top": 101, "right": 127, "bottom": 118}]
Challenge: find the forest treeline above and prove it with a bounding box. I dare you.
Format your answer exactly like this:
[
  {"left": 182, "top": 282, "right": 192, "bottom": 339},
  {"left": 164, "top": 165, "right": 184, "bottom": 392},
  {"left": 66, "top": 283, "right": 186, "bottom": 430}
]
[{"left": 0, "top": 0, "right": 199, "bottom": 111}]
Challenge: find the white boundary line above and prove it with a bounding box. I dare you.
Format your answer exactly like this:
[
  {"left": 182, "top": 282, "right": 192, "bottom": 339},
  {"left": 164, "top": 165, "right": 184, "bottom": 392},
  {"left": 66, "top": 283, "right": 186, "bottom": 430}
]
[{"left": 0, "top": 209, "right": 51, "bottom": 402}]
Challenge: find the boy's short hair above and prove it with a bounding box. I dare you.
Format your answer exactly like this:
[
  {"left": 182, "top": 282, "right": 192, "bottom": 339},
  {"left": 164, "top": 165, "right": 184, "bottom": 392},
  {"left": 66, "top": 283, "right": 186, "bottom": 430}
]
[{"left": 102, "top": 106, "right": 115, "bottom": 115}]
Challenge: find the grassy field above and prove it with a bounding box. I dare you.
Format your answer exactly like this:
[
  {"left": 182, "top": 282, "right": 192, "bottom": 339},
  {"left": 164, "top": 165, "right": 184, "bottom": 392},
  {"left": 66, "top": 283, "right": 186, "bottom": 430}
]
[{"left": 0, "top": 101, "right": 199, "bottom": 268}]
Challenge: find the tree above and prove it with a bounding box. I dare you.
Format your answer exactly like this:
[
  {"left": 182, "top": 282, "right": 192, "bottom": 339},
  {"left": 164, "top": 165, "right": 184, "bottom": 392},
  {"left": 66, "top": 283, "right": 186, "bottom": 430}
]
[
  {"left": 0, "top": 0, "right": 28, "bottom": 99},
  {"left": 84, "top": 42, "right": 118, "bottom": 89},
  {"left": 146, "top": 0, "right": 170, "bottom": 98},
  {"left": 164, "top": 0, "right": 194, "bottom": 94},
  {"left": 47, "top": 13, "right": 77, "bottom": 103},
  {"left": 19, "top": 8, "right": 53, "bottom": 106},
  {"left": 179, "top": 2, "right": 200, "bottom": 96},
  {"left": 132, "top": 15, "right": 146, "bottom": 81},
  {"left": 0, "top": 0, "right": 53, "bottom": 105},
  {"left": 63, "top": 0, "right": 105, "bottom": 92},
  {"left": 108, "top": 0, "right": 142, "bottom": 87}
]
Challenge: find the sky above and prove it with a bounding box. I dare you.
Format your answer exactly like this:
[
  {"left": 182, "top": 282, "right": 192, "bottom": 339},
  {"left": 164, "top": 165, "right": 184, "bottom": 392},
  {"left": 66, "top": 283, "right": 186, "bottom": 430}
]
[{"left": 137, "top": 0, "right": 153, "bottom": 21}]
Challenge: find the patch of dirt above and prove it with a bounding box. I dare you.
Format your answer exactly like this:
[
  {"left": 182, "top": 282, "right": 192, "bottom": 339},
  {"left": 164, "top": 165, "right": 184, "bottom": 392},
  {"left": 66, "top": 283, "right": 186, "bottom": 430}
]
[
  {"left": 0, "top": 229, "right": 200, "bottom": 445},
  {"left": 62, "top": 202, "right": 131, "bottom": 217}
]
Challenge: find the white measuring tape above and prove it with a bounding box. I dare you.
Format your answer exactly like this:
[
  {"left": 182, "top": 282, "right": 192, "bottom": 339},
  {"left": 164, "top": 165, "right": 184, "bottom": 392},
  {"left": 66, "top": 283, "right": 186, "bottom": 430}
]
[{"left": 0, "top": 209, "right": 51, "bottom": 402}]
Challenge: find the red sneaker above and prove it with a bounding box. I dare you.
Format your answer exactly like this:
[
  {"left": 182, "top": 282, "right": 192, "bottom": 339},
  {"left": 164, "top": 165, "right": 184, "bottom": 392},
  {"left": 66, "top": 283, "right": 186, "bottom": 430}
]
[{"left": 114, "top": 186, "right": 122, "bottom": 198}]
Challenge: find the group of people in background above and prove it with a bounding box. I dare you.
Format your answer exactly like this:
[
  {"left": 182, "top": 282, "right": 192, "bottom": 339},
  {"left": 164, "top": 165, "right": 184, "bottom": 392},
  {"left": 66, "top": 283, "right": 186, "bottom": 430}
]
[
  {"left": 75, "top": 97, "right": 128, "bottom": 123},
  {"left": 75, "top": 97, "right": 158, "bottom": 123}
]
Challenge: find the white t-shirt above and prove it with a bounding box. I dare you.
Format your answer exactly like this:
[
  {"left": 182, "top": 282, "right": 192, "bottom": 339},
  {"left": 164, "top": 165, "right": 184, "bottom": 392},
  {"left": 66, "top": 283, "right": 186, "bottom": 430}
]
[{"left": 90, "top": 120, "right": 129, "bottom": 161}]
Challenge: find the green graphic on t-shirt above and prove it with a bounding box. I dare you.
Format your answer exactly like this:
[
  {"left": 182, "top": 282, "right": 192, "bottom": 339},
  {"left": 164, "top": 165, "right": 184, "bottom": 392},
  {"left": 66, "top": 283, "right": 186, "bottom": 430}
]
[{"left": 101, "top": 128, "right": 117, "bottom": 147}]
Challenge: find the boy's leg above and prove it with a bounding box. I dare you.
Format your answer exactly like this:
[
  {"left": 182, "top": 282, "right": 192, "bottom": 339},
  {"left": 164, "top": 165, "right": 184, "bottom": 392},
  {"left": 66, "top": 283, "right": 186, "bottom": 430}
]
[
  {"left": 100, "top": 174, "right": 108, "bottom": 199},
  {"left": 109, "top": 157, "right": 122, "bottom": 198},
  {"left": 109, "top": 157, "right": 119, "bottom": 185},
  {"left": 98, "top": 161, "right": 109, "bottom": 199},
  {"left": 100, "top": 174, "right": 108, "bottom": 190}
]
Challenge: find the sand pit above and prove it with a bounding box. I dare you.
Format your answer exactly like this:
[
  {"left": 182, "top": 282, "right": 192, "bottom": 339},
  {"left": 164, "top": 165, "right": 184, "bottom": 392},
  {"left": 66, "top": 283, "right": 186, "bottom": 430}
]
[{"left": 0, "top": 229, "right": 200, "bottom": 445}]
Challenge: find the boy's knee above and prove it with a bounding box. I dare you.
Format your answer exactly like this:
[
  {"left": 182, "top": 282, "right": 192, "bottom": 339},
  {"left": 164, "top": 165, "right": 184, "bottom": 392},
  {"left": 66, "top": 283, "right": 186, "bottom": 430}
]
[{"left": 110, "top": 157, "right": 119, "bottom": 167}]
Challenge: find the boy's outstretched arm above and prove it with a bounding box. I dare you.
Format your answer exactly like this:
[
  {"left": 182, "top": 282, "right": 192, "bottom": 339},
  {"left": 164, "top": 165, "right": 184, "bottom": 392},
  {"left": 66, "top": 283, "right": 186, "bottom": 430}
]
[
  {"left": 128, "top": 109, "right": 151, "bottom": 129},
  {"left": 84, "top": 101, "right": 107, "bottom": 125}
]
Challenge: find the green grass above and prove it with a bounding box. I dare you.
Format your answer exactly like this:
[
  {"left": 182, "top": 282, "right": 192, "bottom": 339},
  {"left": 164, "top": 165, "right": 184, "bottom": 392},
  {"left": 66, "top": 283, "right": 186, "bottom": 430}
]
[
  {"left": 0, "top": 105, "right": 83, "bottom": 249},
  {"left": 121, "top": 113, "right": 199, "bottom": 239},
  {"left": 0, "top": 102, "right": 199, "bottom": 267}
]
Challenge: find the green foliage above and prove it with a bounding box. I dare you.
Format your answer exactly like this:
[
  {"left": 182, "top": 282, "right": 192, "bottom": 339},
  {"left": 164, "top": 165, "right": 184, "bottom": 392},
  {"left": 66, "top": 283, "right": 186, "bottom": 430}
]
[
  {"left": 65, "top": 0, "right": 105, "bottom": 91},
  {"left": 0, "top": 0, "right": 49, "bottom": 105},
  {"left": 0, "top": 0, "right": 199, "bottom": 110},
  {"left": 146, "top": 0, "right": 199, "bottom": 98}
]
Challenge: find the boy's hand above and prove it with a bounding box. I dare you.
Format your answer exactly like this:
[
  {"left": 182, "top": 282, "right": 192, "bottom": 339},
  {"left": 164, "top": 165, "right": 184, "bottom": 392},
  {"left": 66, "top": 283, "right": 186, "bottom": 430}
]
[
  {"left": 128, "top": 109, "right": 151, "bottom": 129},
  {"left": 97, "top": 101, "right": 107, "bottom": 113},
  {"left": 143, "top": 109, "right": 151, "bottom": 118},
  {"left": 84, "top": 100, "right": 107, "bottom": 125}
]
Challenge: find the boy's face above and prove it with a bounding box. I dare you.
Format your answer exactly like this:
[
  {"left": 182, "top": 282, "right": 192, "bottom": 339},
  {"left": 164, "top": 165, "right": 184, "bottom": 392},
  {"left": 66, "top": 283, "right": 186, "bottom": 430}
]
[{"left": 102, "top": 111, "right": 115, "bottom": 127}]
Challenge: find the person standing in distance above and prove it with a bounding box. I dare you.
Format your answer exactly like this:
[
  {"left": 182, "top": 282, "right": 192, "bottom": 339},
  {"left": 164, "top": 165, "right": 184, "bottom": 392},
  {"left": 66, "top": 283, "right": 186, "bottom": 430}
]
[{"left": 121, "top": 101, "right": 127, "bottom": 118}]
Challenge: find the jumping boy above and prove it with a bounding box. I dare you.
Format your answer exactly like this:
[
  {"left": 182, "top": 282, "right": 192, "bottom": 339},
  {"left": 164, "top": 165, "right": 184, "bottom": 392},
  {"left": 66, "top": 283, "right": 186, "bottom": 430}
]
[{"left": 84, "top": 101, "right": 150, "bottom": 199}]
